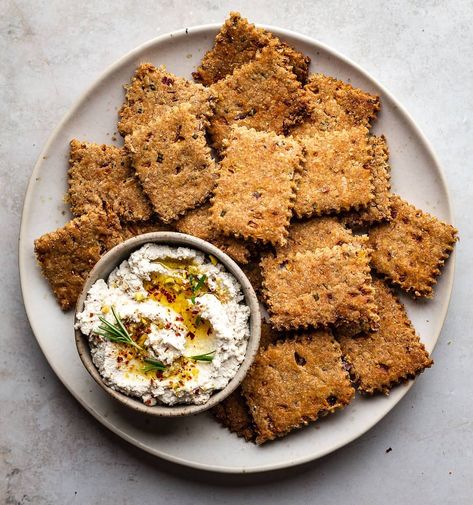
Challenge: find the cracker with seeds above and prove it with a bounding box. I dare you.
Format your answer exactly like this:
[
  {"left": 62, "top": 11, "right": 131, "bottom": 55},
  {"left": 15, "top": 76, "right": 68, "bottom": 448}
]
[
  {"left": 368, "top": 196, "right": 457, "bottom": 297},
  {"left": 338, "top": 278, "right": 433, "bottom": 394},
  {"left": 174, "top": 203, "right": 251, "bottom": 264},
  {"left": 118, "top": 63, "right": 215, "bottom": 137},
  {"left": 208, "top": 45, "right": 312, "bottom": 150},
  {"left": 241, "top": 259, "right": 264, "bottom": 296},
  {"left": 211, "top": 126, "right": 304, "bottom": 245},
  {"left": 125, "top": 103, "right": 216, "bottom": 223},
  {"left": 120, "top": 218, "right": 172, "bottom": 240},
  {"left": 34, "top": 211, "right": 122, "bottom": 310},
  {"left": 193, "top": 12, "right": 310, "bottom": 85},
  {"left": 242, "top": 331, "right": 355, "bottom": 444},
  {"left": 68, "top": 140, "right": 152, "bottom": 222},
  {"left": 261, "top": 243, "right": 378, "bottom": 331},
  {"left": 294, "top": 127, "right": 374, "bottom": 218},
  {"left": 342, "top": 135, "right": 392, "bottom": 227}
]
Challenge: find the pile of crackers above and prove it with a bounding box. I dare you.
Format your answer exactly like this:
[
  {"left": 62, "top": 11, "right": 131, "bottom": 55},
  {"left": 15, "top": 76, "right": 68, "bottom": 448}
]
[{"left": 34, "top": 12, "right": 457, "bottom": 444}]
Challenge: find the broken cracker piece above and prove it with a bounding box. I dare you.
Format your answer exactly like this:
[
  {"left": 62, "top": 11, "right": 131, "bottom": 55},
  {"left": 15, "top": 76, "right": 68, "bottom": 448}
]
[
  {"left": 211, "top": 126, "right": 304, "bottom": 246},
  {"left": 208, "top": 45, "right": 312, "bottom": 150},
  {"left": 125, "top": 103, "right": 216, "bottom": 223},
  {"left": 261, "top": 243, "right": 378, "bottom": 331},
  {"left": 34, "top": 211, "right": 122, "bottom": 310},
  {"left": 368, "top": 195, "right": 457, "bottom": 298},
  {"left": 242, "top": 330, "right": 354, "bottom": 444},
  {"left": 193, "top": 12, "right": 310, "bottom": 85},
  {"left": 67, "top": 140, "right": 152, "bottom": 222},
  {"left": 294, "top": 127, "right": 373, "bottom": 218},
  {"left": 118, "top": 63, "right": 215, "bottom": 137},
  {"left": 342, "top": 135, "right": 393, "bottom": 227},
  {"left": 174, "top": 203, "right": 250, "bottom": 264},
  {"left": 338, "top": 278, "right": 433, "bottom": 394}
]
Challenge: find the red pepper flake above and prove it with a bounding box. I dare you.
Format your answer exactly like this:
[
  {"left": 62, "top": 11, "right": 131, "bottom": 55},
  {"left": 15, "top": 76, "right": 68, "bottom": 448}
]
[{"left": 188, "top": 332, "right": 195, "bottom": 340}]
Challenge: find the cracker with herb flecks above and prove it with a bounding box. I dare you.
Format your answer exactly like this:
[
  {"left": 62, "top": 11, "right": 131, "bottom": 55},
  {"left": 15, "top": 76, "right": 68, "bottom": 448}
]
[
  {"left": 67, "top": 140, "right": 152, "bottom": 222},
  {"left": 120, "top": 217, "right": 173, "bottom": 240},
  {"left": 211, "top": 126, "right": 304, "bottom": 246},
  {"left": 208, "top": 45, "right": 312, "bottom": 151},
  {"left": 337, "top": 278, "right": 433, "bottom": 394},
  {"left": 174, "top": 203, "right": 251, "bottom": 264},
  {"left": 193, "top": 11, "right": 310, "bottom": 85},
  {"left": 292, "top": 73, "right": 380, "bottom": 138},
  {"left": 261, "top": 243, "right": 378, "bottom": 331},
  {"left": 342, "top": 135, "right": 393, "bottom": 227},
  {"left": 125, "top": 103, "right": 216, "bottom": 223},
  {"left": 294, "top": 127, "right": 373, "bottom": 218},
  {"left": 34, "top": 211, "right": 123, "bottom": 311},
  {"left": 118, "top": 63, "right": 215, "bottom": 137},
  {"left": 242, "top": 330, "right": 355, "bottom": 444},
  {"left": 367, "top": 195, "right": 457, "bottom": 298},
  {"left": 212, "top": 320, "right": 283, "bottom": 441}
]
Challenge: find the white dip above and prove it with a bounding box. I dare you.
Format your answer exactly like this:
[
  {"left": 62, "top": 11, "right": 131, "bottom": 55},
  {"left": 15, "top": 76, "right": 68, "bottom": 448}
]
[{"left": 75, "top": 243, "right": 251, "bottom": 406}]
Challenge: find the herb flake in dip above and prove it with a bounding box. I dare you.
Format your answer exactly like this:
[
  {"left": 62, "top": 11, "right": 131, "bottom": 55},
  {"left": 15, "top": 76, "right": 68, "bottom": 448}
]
[{"left": 75, "top": 243, "right": 251, "bottom": 406}]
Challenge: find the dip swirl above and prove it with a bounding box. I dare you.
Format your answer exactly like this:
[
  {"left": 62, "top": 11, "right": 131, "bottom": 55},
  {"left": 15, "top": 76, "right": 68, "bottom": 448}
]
[{"left": 76, "top": 243, "right": 251, "bottom": 406}]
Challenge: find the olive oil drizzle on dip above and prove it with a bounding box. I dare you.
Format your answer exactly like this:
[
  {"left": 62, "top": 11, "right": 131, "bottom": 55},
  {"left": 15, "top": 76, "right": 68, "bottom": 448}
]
[{"left": 76, "top": 244, "right": 251, "bottom": 406}]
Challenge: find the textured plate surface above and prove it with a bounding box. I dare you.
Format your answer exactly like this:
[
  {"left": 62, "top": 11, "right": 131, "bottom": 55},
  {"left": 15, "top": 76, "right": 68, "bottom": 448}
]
[{"left": 19, "top": 24, "right": 455, "bottom": 473}]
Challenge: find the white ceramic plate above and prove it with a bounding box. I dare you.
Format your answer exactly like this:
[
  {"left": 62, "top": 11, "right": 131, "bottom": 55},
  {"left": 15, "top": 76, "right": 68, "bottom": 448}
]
[{"left": 19, "top": 23, "right": 455, "bottom": 474}]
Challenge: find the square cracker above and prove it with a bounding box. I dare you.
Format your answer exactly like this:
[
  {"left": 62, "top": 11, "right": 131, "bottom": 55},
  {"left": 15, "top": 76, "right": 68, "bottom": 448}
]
[
  {"left": 294, "top": 127, "right": 374, "bottom": 218},
  {"left": 67, "top": 140, "right": 152, "bottom": 222},
  {"left": 120, "top": 218, "right": 172, "bottom": 240},
  {"left": 118, "top": 63, "right": 215, "bottom": 137},
  {"left": 367, "top": 195, "right": 457, "bottom": 298},
  {"left": 212, "top": 320, "right": 283, "bottom": 441},
  {"left": 208, "top": 45, "right": 312, "bottom": 151},
  {"left": 125, "top": 103, "right": 216, "bottom": 223},
  {"left": 342, "top": 135, "right": 392, "bottom": 227},
  {"left": 242, "top": 330, "right": 355, "bottom": 444},
  {"left": 193, "top": 12, "right": 310, "bottom": 85},
  {"left": 34, "top": 211, "right": 123, "bottom": 310},
  {"left": 174, "top": 203, "right": 251, "bottom": 264},
  {"left": 292, "top": 73, "right": 381, "bottom": 138},
  {"left": 211, "top": 126, "right": 304, "bottom": 246},
  {"left": 338, "top": 278, "right": 433, "bottom": 394},
  {"left": 261, "top": 243, "right": 378, "bottom": 331}
]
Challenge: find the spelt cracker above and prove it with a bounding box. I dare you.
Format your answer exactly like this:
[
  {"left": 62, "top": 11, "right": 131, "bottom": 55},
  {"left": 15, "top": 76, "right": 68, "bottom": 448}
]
[
  {"left": 338, "top": 278, "right": 433, "bottom": 394},
  {"left": 120, "top": 218, "right": 173, "bottom": 240},
  {"left": 368, "top": 195, "right": 457, "bottom": 297},
  {"left": 118, "top": 63, "right": 215, "bottom": 136},
  {"left": 294, "top": 127, "right": 374, "bottom": 217},
  {"left": 125, "top": 103, "right": 216, "bottom": 223},
  {"left": 261, "top": 243, "right": 378, "bottom": 331},
  {"left": 67, "top": 140, "right": 152, "bottom": 222},
  {"left": 342, "top": 135, "right": 393, "bottom": 227},
  {"left": 174, "top": 203, "right": 250, "bottom": 264},
  {"left": 241, "top": 259, "right": 264, "bottom": 297},
  {"left": 34, "top": 211, "right": 122, "bottom": 310},
  {"left": 211, "top": 126, "right": 303, "bottom": 245},
  {"left": 242, "top": 331, "right": 354, "bottom": 444},
  {"left": 208, "top": 45, "right": 312, "bottom": 150},
  {"left": 193, "top": 12, "right": 310, "bottom": 85}
]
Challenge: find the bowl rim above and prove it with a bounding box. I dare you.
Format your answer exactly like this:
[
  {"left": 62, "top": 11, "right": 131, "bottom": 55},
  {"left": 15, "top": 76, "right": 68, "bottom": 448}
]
[{"left": 74, "top": 231, "right": 261, "bottom": 417}]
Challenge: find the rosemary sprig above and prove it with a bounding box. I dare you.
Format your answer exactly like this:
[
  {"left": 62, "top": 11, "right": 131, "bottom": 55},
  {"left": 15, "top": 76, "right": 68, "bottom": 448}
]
[
  {"left": 189, "top": 274, "right": 207, "bottom": 304},
  {"left": 142, "top": 357, "right": 166, "bottom": 373},
  {"left": 189, "top": 350, "right": 216, "bottom": 362},
  {"left": 95, "top": 306, "right": 143, "bottom": 351}
]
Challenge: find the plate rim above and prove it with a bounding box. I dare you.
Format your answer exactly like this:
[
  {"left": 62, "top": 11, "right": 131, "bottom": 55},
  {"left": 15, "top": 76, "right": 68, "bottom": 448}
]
[{"left": 19, "top": 22, "right": 456, "bottom": 474}]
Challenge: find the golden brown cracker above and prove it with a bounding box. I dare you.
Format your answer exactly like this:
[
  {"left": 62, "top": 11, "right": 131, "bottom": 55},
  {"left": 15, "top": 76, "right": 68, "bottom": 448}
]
[
  {"left": 211, "top": 126, "right": 304, "bottom": 246},
  {"left": 294, "top": 127, "right": 373, "bottom": 218},
  {"left": 242, "top": 330, "right": 355, "bottom": 444},
  {"left": 208, "top": 45, "right": 312, "bottom": 151},
  {"left": 338, "top": 278, "right": 433, "bottom": 394},
  {"left": 118, "top": 63, "right": 215, "bottom": 137},
  {"left": 193, "top": 12, "right": 310, "bottom": 85},
  {"left": 368, "top": 196, "right": 457, "bottom": 298},
  {"left": 67, "top": 140, "right": 152, "bottom": 222},
  {"left": 174, "top": 203, "right": 250, "bottom": 264},
  {"left": 241, "top": 259, "right": 264, "bottom": 297},
  {"left": 120, "top": 218, "right": 173, "bottom": 240},
  {"left": 34, "top": 211, "right": 123, "bottom": 310},
  {"left": 342, "top": 135, "right": 393, "bottom": 227},
  {"left": 125, "top": 103, "right": 216, "bottom": 223},
  {"left": 261, "top": 243, "right": 378, "bottom": 331}
]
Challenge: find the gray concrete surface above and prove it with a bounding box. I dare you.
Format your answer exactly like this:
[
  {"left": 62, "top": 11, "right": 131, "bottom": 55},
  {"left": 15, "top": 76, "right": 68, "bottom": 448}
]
[{"left": 1, "top": 0, "right": 472, "bottom": 503}]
